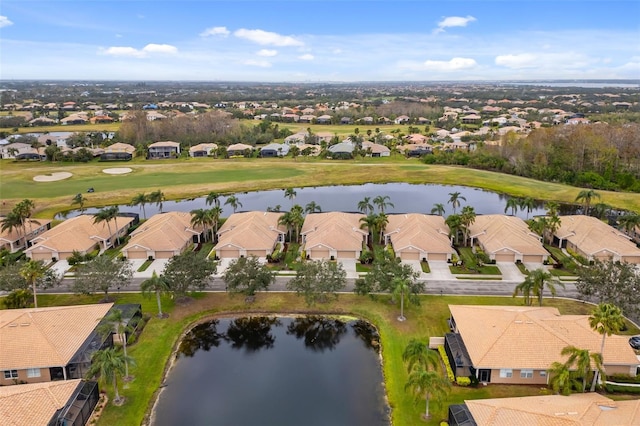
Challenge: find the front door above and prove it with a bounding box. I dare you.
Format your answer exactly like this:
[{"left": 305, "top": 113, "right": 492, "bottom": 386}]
[{"left": 478, "top": 369, "right": 491, "bottom": 383}]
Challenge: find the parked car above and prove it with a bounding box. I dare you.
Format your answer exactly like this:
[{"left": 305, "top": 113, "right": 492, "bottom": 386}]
[
  {"left": 629, "top": 336, "right": 640, "bottom": 350},
  {"left": 87, "top": 187, "right": 95, "bottom": 193}
]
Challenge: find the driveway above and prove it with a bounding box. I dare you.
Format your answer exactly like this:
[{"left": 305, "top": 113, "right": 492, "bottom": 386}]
[
  {"left": 338, "top": 259, "right": 358, "bottom": 279},
  {"left": 134, "top": 259, "right": 170, "bottom": 279},
  {"left": 50, "top": 260, "right": 70, "bottom": 277},
  {"left": 426, "top": 261, "right": 455, "bottom": 280},
  {"left": 496, "top": 262, "right": 526, "bottom": 282},
  {"left": 402, "top": 260, "right": 426, "bottom": 278}
]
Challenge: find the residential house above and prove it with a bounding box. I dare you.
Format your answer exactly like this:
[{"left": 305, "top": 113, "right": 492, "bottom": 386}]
[
  {"left": 0, "top": 380, "right": 100, "bottom": 426},
  {"left": 301, "top": 212, "right": 367, "bottom": 260},
  {"left": 1, "top": 142, "right": 33, "bottom": 159},
  {"left": 148, "top": 141, "right": 180, "bottom": 159},
  {"left": 316, "top": 114, "right": 333, "bottom": 124},
  {"left": 260, "top": 143, "right": 290, "bottom": 157},
  {"left": 394, "top": 115, "right": 410, "bottom": 124},
  {"left": 384, "top": 214, "right": 454, "bottom": 261},
  {"left": 25, "top": 214, "right": 134, "bottom": 261},
  {"left": 362, "top": 141, "right": 390, "bottom": 157},
  {"left": 461, "top": 114, "right": 482, "bottom": 124},
  {"left": 444, "top": 305, "right": 639, "bottom": 385},
  {"left": 226, "top": 143, "right": 254, "bottom": 157},
  {"left": 328, "top": 142, "right": 354, "bottom": 159},
  {"left": 340, "top": 117, "right": 353, "bottom": 125},
  {"left": 121, "top": 212, "right": 203, "bottom": 260},
  {"left": 284, "top": 132, "right": 308, "bottom": 145},
  {"left": 0, "top": 218, "right": 52, "bottom": 252},
  {"left": 213, "top": 211, "right": 286, "bottom": 259},
  {"left": 100, "top": 142, "right": 135, "bottom": 161},
  {"left": 554, "top": 215, "right": 640, "bottom": 264},
  {"left": 449, "top": 393, "right": 640, "bottom": 426},
  {"left": 189, "top": 143, "right": 218, "bottom": 157},
  {"left": 298, "top": 114, "right": 316, "bottom": 123},
  {"left": 0, "top": 304, "right": 114, "bottom": 385},
  {"left": 468, "top": 215, "right": 550, "bottom": 263}
]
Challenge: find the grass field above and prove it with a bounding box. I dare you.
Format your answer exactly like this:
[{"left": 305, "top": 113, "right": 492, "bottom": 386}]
[
  {"left": 3, "top": 157, "right": 640, "bottom": 218},
  {"left": 26, "top": 292, "right": 637, "bottom": 426}
]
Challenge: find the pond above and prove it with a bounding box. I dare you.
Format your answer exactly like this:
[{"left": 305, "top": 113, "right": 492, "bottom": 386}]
[
  {"left": 151, "top": 316, "right": 389, "bottom": 426},
  {"left": 58, "top": 182, "right": 557, "bottom": 219}
]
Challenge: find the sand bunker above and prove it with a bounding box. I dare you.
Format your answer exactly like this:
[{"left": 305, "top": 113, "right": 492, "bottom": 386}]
[
  {"left": 102, "top": 167, "right": 133, "bottom": 175},
  {"left": 33, "top": 172, "right": 73, "bottom": 182}
]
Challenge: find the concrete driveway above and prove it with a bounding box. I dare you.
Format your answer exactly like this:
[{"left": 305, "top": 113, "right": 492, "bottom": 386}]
[
  {"left": 50, "top": 260, "right": 70, "bottom": 277},
  {"left": 426, "top": 261, "right": 455, "bottom": 280},
  {"left": 496, "top": 262, "right": 526, "bottom": 281},
  {"left": 338, "top": 259, "right": 358, "bottom": 279},
  {"left": 134, "top": 259, "right": 170, "bottom": 279}
]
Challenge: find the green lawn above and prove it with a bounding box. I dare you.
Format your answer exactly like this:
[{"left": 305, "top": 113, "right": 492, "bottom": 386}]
[
  {"left": 451, "top": 247, "right": 502, "bottom": 275},
  {"left": 14, "top": 293, "right": 638, "bottom": 426}
]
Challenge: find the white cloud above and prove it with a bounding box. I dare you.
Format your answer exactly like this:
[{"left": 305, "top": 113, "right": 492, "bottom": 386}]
[
  {"left": 234, "top": 28, "right": 303, "bottom": 46},
  {"left": 143, "top": 44, "right": 178, "bottom": 54},
  {"left": 200, "top": 26, "right": 230, "bottom": 37},
  {"left": 0, "top": 15, "right": 13, "bottom": 28},
  {"left": 495, "top": 53, "right": 537, "bottom": 69},
  {"left": 298, "top": 53, "right": 314, "bottom": 60},
  {"left": 434, "top": 15, "right": 476, "bottom": 34},
  {"left": 244, "top": 59, "right": 272, "bottom": 67},
  {"left": 422, "top": 57, "right": 477, "bottom": 71},
  {"left": 257, "top": 49, "right": 278, "bottom": 57},
  {"left": 101, "top": 46, "right": 147, "bottom": 58}
]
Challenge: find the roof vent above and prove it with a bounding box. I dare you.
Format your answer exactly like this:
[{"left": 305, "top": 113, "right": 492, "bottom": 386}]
[
  {"left": 514, "top": 320, "right": 523, "bottom": 324},
  {"left": 20, "top": 323, "right": 31, "bottom": 327},
  {"left": 8, "top": 323, "right": 18, "bottom": 327}
]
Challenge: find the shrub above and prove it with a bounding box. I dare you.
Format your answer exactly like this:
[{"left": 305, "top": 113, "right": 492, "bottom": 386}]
[
  {"left": 359, "top": 249, "right": 373, "bottom": 264},
  {"left": 456, "top": 376, "right": 471, "bottom": 386},
  {"left": 608, "top": 374, "right": 640, "bottom": 384},
  {"left": 438, "top": 345, "right": 455, "bottom": 382}
]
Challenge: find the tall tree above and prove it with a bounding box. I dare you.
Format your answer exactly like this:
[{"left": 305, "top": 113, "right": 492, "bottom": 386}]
[
  {"left": 459, "top": 206, "right": 476, "bottom": 246},
  {"left": 1, "top": 211, "right": 25, "bottom": 248},
  {"left": 374, "top": 212, "right": 389, "bottom": 244},
  {"left": 373, "top": 195, "right": 394, "bottom": 213},
  {"left": 205, "top": 191, "right": 221, "bottom": 207},
  {"left": 359, "top": 213, "right": 378, "bottom": 249},
  {"left": 561, "top": 345, "right": 604, "bottom": 393},
  {"left": 430, "top": 203, "right": 445, "bottom": 216},
  {"left": 618, "top": 213, "right": 640, "bottom": 237},
  {"left": 354, "top": 250, "right": 423, "bottom": 302},
  {"left": 106, "top": 206, "right": 122, "bottom": 245},
  {"left": 86, "top": 347, "right": 131, "bottom": 405},
  {"left": 392, "top": 277, "right": 410, "bottom": 321},
  {"left": 72, "top": 255, "right": 133, "bottom": 299},
  {"left": 447, "top": 192, "right": 466, "bottom": 214},
  {"left": 286, "top": 260, "right": 346, "bottom": 306},
  {"left": 513, "top": 275, "right": 536, "bottom": 306},
  {"left": 149, "top": 189, "right": 166, "bottom": 214},
  {"left": 588, "top": 303, "right": 624, "bottom": 391},
  {"left": 404, "top": 365, "right": 450, "bottom": 420},
  {"left": 190, "top": 208, "right": 212, "bottom": 243},
  {"left": 402, "top": 339, "right": 440, "bottom": 373},
  {"left": 224, "top": 195, "right": 242, "bottom": 213},
  {"left": 575, "top": 189, "right": 600, "bottom": 216},
  {"left": 130, "top": 192, "right": 149, "bottom": 220},
  {"left": 93, "top": 209, "right": 114, "bottom": 249},
  {"left": 504, "top": 197, "right": 519, "bottom": 216},
  {"left": 163, "top": 250, "right": 217, "bottom": 297},
  {"left": 140, "top": 271, "right": 170, "bottom": 318},
  {"left": 284, "top": 187, "right": 297, "bottom": 207},
  {"left": 304, "top": 201, "right": 322, "bottom": 214},
  {"left": 357, "top": 197, "right": 374, "bottom": 215},
  {"left": 223, "top": 255, "right": 275, "bottom": 298},
  {"left": 72, "top": 193, "right": 86, "bottom": 213},
  {"left": 529, "top": 268, "right": 564, "bottom": 306},
  {"left": 548, "top": 361, "right": 580, "bottom": 396},
  {"left": 19, "top": 259, "right": 47, "bottom": 308},
  {"left": 97, "top": 309, "right": 135, "bottom": 379},
  {"left": 519, "top": 197, "right": 536, "bottom": 219},
  {"left": 575, "top": 260, "right": 640, "bottom": 318},
  {"left": 445, "top": 214, "right": 463, "bottom": 245}
]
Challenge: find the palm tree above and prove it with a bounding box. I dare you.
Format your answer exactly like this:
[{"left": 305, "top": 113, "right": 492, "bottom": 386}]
[
  {"left": 575, "top": 189, "right": 600, "bottom": 216},
  {"left": 19, "top": 259, "right": 46, "bottom": 308},
  {"left": 618, "top": 213, "right": 640, "bottom": 237},
  {"left": 447, "top": 192, "right": 466, "bottom": 215},
  {"left": 513, "top": 276, "right": 536, "bottom": 306},
  {"left": 106, "top": 206, "right": 121, "bottom": 245},
  {"left": 284, "top": 187, "right": 297, "bottom": 207},
  {"left": 445, "top": 214, "right": 463, "bottom": 245},
  {"left": 209, "top": 206, "right": 223, "bottom": 241},
  {"left": 404, "top": 365, "right": 450, "bottom": 419},
  {"left": 278, "top": 211, "right": 295, "bottom": 242},
  {"left": 588, "top": 303, "right": 624, "bottom": 391},
  {"left": 15, "top": 199, "right": 36, "bottom": 237},
  {"left": 373, "top": 195, "right": 394, "bottom": 213},
  {"left": 359, "top": 214, "right": 378, "bottom": 249},
  {"left": 519, "top": 197, "right": 536, "bottom": 219},
  {"left": 224, "top": 195, "right": 242, "bottom": 213},
  {"left": 289, "top": 205, "right": 305, "bottom": 242},
  {"left": 392, "top": 277, "right": 409, "bottom": 321},
  {"left": 190, "top": 209, "right": 211, "bottom": 243},
  {"left": 1, "top": 211, "right": 25, "bottom": 248},
  {"left": 546, "top": 201, "right": 560, "bottom": 217},
  {"left": 149, "top": 189, "right": 165, "bottom": 214},
  {"left": 140, "top": 271, "right": 170, "bottom": 318},
  {"left": 98, "top": 309, "right": 135, "bottom": 379},
  {"left": 86, "top": 347, "right": 130, "bottom": 405},
  {"left": 561, "top": 345, "right": 604, "bottom": 393},
  {"left": 459, "top": 206, "right": 476, "bottom": 246},
  {"left": 93, "top": 209, "right": 114, "bottom": 249},
  {"left": 548, "top": 361, "right": 580, "bottom": 396},
  {"left": 206, "top": 191, "right": 221, "bottom": 207},
  {"left": 529, "top": 268, "right": 564, "bottom": 306},
  {"left": 304, "top": 201, "right": 322, "bottom": 214},
  {"left": 72, "top": 193, "right": 86, "bottom": 213},
  {"left": 402, "top": 339, "right": 439, "bottom": 373},
  {"left": 504, "top": 197, "right": 519, "bottom": 216},
  {"left": 357, "top": 197, "right": 374, "bottom": 215},
  {"left": 430, "top": 203, "right": 445, "bottom": 216},
  {"left": 130, "top": 192, "right": 149, "bottom": 220}
]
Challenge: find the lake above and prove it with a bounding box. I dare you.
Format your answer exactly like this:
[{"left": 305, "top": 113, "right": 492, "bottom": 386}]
[{"left": 151, "top": 316, "right": 389, "bottom": 426}]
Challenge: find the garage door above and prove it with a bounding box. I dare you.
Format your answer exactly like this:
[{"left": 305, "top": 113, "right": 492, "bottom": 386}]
[
  {"left": 309, "top": 248, "right": 330, "bottom": 259},
  {"left": 31, "top": 252, "right": 52, "bottom": 261},
  {"left": 428, "top": 253, "right": 448, "bottom": 261},
  {"left": 155, "top": 251, "right": 175, "bottom": 259},
  {"left": 218, "top": 249, "right": 240, "bottom": 259},
  {"left": 522, "top": 255, "right": 542, "bottom": 263},
  {"left": 401, "top": 251, "right": 420, "bottom": 261},
  {"left": 247, "top": 250, "right": 265, "bottom": 258},
  {"left": 125, "top": 249, "right": 146, "bottom": 259},
  {"left": 495, "top": 253, "right": 515, "bottom": 262},
  {"left": 337, "top": 250, "right": 356, "bottom": 259},
  {"left": 623, "top": 256, "right": 640, "bottom": 264}
]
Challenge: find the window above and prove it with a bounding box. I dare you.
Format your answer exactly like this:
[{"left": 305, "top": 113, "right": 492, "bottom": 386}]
[
  {"left": 499, "top": 369, "right": 513, "bottom": 378},
  {"left": 27, "top": 368, "right": 41, "bottom": 378},
  {"left": 520, "top": 369, "right": 533, "bottom": 379},
  {"left": 3, "top": 370, "right": 18, "bottom": 379},
  {"left": 540, "top": 371, "right": 547, "bottom": 377}
]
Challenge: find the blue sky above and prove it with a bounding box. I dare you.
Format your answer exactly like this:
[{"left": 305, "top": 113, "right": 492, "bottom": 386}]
[{"left": 1, "top": 0, "right": 639, "bottom": 81}]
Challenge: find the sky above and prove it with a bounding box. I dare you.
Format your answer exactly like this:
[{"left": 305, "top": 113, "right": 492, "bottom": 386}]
[{"left": 1, "top": 0, "right": 639, "bottom": 82}]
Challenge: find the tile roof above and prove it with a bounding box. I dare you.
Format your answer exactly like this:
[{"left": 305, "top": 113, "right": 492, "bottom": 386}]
[
  {"left": 0, "top": 304, "right": 113, "bottom": 370},
  {"left": 555, "top": 215, "right": 640, "bottom": 259},
  {"left": 465, "top": 393, "right": 640, "bottom": 426},
  {"left": 301, "top": 212, "right": 367, "bottom": 251},
  {"left": 0, "top": 218, "right": 52, "bottom": 244},
  {"left": 449, "top": 305, "right": 638, "bottom": 370},
  {"left": 25, "top": 215, "right": 134, "bottom": 255},
  {"left": 148, "top": 141, "right": 179, "bottom": 148},
  {"left": 122, "top": 212, "right": 201, "bottom": 253},
  {"left": 0, "top": 380, "right": 82, "bottom": 426},
  {"left": 384, "top": 214, "right": 454, "bottom": 254},
  {"left": 104, "top": 142, "right": 135, "bottom": 154},
  {"left": 189, "top": 143, "right": 217, "bottom": 153},
  {"left": 468, "top": 215, "right": 549, "bottom": 256},
  {"left": 214, "top": 211, "right": 285, "bottom": 251}
]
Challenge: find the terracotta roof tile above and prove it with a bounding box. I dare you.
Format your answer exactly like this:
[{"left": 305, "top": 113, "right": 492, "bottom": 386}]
[
  {"left": 301, "top": 212, "right": 367, "bottom": 251},
  {"left": 214, "top": 211, "right": 285, "bottom": 252},
  {"left": 469, "top": 215, "right": 549, "bottom": 257},
  {"left": 385, "top": 214, "right": 454, "bottom": 255},
  {"left": 0, "top": 380, "right": 82, "bottom": 426},
  {"left": 123, "top": 212, "right": 200, "bottom": 254}
]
